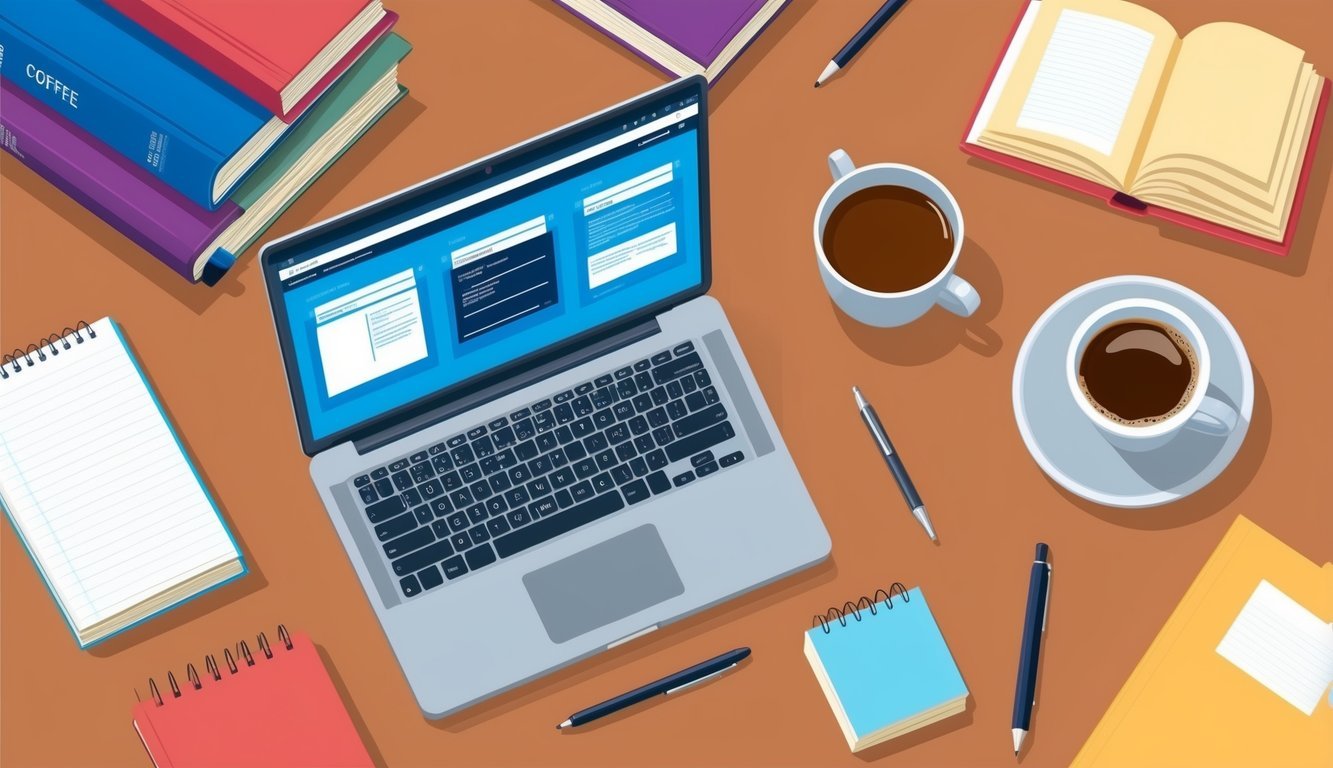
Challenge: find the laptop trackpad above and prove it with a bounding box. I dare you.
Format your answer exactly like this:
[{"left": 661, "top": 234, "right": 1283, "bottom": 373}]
[{"left": 523, "top": 525, "right": 684, "bottom": 644}]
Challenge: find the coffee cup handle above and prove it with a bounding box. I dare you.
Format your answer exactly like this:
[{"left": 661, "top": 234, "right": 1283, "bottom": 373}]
[
  {"left": 936, "top": 275, "right": 980, "bottom": 318},
  {"left": 1184, "top": 395, "right": 1238, "bottom": 436},
  {"left": 828, "top": 149, "right": 856, "bottom": 181}
]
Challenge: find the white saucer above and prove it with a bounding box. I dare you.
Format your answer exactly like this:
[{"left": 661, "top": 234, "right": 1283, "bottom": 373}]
[{"left": 1012, "top": 276, "right": 1254, "bottom": 508}]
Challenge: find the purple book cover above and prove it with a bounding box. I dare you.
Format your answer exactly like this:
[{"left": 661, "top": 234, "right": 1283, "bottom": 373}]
[
  {"left": 556, "top": 0, "right": 787, "bottom": 83},
  {"left": 0, "top": 80, "right": 238, "bottom": 280}
]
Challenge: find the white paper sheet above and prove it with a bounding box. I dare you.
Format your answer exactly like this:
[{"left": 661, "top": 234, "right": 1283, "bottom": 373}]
[{"left": 1216, "top": 579, "right": 1333, "bottom": 715}]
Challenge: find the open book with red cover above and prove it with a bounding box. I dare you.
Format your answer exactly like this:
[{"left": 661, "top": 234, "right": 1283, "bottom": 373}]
[
  {"left": 961, "top": 0, "right": 1329, "bottom": 256},
  {"left": 105, "top": 0, "right": 390, "bottom": 122}
]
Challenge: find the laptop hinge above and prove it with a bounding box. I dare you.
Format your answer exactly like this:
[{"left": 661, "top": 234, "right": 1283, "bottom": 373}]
[{"left": 352, "top": 316, "right": 662, "bottom": 455}]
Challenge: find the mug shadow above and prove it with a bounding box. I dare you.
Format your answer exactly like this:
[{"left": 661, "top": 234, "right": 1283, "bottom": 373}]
[
  {"left": 833, "top": 237, "right": 1005, "bottom": 365},
  {"left": 1057, "top": 368, "right": 1272, "bottom": 530},
  {"left": 429, "top": 556, "right": 839, "bottom": 732}
]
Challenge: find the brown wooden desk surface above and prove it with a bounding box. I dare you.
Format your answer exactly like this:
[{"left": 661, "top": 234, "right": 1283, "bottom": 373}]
[{"left": 3, "top": 1, "right": 1331, "bottom": 765}]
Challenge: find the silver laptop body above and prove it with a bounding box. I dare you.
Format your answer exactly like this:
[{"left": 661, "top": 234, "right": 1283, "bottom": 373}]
[{"left": 261, "top": 77, "right": 829, "bottom": 718}]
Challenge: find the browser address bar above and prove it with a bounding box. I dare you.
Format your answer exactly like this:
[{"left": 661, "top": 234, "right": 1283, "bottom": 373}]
[{"left": 279, "top": 103, "right": 701, "bottom": 281}]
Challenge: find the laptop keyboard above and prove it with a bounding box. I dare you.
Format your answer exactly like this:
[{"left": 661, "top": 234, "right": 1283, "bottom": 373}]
[{"left": 350, "top": 340, "right": 747, "bottom": 599}]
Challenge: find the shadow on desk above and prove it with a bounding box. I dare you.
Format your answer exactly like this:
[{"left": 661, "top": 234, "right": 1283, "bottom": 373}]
[
  {"left": 0, "top": 160, "right": 243, "bottom": 315},
  {"left": 432, "top": 555, "right": 840, "bottom": 732},
  {"left": 0, "top": 94, "right": 425, "bottom": 316},
  {"left": 87, "top": 350, "right": 269, "bottom": 657},
  {"left": 1061, "top": 367, "right": 1272, "bottom": 531},
  {"left": 834, "top": 237, "right": 1005, "bottom": 366},
  {"left": 853, "top": 696, "right": 976, "bottom": 763},
  {"left": 319, "top": 644, "right": 389, "bottom": 768}
]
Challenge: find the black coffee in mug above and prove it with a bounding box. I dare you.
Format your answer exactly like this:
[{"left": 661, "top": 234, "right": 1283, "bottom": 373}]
[
  {"left": 822, "top": 186, "right": 954, "bottom": 293},
  {"left": 1078, "top": 320, "right": 1198, "bottom": 426}
]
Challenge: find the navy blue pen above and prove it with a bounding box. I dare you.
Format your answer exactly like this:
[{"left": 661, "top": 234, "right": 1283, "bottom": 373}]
[
  {"left": 853, "top": 386, "right": 937, "bottom": 541},
  {"left": 814, "top": 0, "right": 911, "bottom": 87},
  {"left": 557, "top": 648, "right": 751, "bottom": 729},
  {"left": 1012, "top": 543, "right": 1052, "bottom": 756}
]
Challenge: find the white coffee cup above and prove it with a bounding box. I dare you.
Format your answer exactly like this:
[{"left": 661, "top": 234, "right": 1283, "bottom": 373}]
[
  {"left": 814, "top": 150, "right": 980, "bottom": 327},
  {"left": 1067, "top": 298, "right": 1238, "bottom": 452}
]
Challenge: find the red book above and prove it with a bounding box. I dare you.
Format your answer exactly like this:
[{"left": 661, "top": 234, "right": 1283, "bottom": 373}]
[
  {"left": 105, "top": 0, "right": 389, "bottom": 122},
  {"left": 961, "top": 0, "right": 1328, "bottom": 257},
  {"left": 132, "top": 627, "right": 372, "bottom": 768}
]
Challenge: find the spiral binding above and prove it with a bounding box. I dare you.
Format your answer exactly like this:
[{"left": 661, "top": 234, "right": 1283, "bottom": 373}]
[
  {"left": 812, "top": 583, "right": 911, "bottom": 634},
  {"left": 143, "top": 624, "right": 295, "bottom": 706},
  {"left": 1, "top": 321, "right": 96, "bottom": 380}
]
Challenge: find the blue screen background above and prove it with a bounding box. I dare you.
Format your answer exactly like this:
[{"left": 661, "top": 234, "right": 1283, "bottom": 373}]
[{"left": 283, "top": 129, "right": 702, "bottom": 442}]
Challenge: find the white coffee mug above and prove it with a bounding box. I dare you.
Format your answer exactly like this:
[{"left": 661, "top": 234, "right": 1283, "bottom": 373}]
[
  {"left": 814, "top": 150, "right": 980, "bottom": 327},
  {"left": 1067, "top": 298, "right": 1238, "bottom": 452}
]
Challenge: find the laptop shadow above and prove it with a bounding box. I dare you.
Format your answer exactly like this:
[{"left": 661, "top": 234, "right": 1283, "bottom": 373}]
[{"left": 430, "top": 555, "right": 839, "bottom": 732}]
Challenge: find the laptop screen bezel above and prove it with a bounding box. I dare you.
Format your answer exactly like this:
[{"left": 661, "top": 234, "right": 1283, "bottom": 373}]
[{"left": 261, "top": 76, "right": 711, "bottom": 457}]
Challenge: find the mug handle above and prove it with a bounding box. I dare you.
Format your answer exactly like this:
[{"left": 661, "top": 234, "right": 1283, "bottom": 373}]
[
  {"left": 936, "top": 275, "right": 980, "bottom": 318},
  {"left": 1184, "top": 395, "right": 1238, "bottom": 436},
  {"left": 828, "top": 149, "right": 856, "bottom": 181}
]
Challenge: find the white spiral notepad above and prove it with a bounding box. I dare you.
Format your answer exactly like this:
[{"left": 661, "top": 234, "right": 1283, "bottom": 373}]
[{"left": 0, "top": 318, "right": 244, "bottom": 647}]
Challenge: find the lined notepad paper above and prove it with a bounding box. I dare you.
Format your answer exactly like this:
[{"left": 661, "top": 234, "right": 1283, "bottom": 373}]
[
  {"left": 0, "top": 318, "right": 243, "bottom": 647},
  {"left": 1217, "top": 579, "right": 1333, "bottom": 715},
  {"left": 1016, "top": 9, "right": 1154, "bottom": 155}
]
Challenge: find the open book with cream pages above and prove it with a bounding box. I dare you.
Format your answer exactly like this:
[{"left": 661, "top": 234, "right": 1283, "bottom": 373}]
[{"left": 962, "top": 0, "right": 1329, "bottom": 255}]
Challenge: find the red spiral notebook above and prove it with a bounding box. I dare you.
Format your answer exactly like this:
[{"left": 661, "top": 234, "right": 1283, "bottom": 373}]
[
  {"left": 961, "top": 0, "right": 1330, "bottom": 256},
  {"left": 132, "top": 627, "right": 372, "bottom": 768}
]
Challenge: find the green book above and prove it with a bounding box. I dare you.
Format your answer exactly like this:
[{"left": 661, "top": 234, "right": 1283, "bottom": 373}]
[{"left": 206, "top": 33, "right": 412, "bottom": 277}]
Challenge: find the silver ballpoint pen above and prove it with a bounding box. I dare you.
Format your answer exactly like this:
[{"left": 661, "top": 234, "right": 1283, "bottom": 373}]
[{"left": 853, "top": 386, "right": 937, "bottom": 541}]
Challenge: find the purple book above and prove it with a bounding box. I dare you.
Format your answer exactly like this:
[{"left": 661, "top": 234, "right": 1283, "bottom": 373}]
[
  {"left": 0, "top": 80, "right": 238, "bottom": 282},
  {"left": 555, "top": 0, "right": 790, "bottom": 83}
]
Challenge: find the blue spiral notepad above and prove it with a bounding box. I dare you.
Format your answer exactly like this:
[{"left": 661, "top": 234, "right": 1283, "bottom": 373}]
[{"left": 804, "top": 586, "right": 969, "bottom": 752}]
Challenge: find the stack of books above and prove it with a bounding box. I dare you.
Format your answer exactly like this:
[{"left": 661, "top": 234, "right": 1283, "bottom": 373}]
[{"left": 0, "top": 0, "right": 410, "bottom": 285}]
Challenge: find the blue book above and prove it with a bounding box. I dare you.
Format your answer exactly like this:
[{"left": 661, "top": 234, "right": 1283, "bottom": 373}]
[
  {"left": 804, "top": 586, "right": 969, "bottom": 752},
  {"left": 0, "top": 318, "right": 246, "bottom": 648},
  {"left": 0, "top": 0, "right": 289, "bottom": 210}
]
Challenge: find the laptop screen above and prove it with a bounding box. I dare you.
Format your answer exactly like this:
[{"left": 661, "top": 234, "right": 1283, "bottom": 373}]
[{"left": 265, "top": 80, "right": 707, "bottom": 452}]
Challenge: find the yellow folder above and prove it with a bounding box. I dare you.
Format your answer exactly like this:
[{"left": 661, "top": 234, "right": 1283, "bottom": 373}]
[{"left": 1073, "top": 515, "right": 1332, "bottom": 767}]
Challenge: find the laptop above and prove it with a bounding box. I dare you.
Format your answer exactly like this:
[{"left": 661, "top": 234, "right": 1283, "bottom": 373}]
[{"left": 261, "top": 76, "right": 830, "bottom": 718}]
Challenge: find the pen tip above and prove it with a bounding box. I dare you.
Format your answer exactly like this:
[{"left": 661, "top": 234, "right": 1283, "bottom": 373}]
[{"left": 813, "top": 81, "right": 820, "bottom": 88}]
